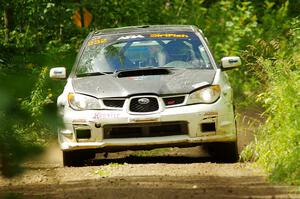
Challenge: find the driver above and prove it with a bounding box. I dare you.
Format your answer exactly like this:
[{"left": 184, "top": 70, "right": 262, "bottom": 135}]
[{"left": 164, "top": 40, "right": 192, "bottom": 63}]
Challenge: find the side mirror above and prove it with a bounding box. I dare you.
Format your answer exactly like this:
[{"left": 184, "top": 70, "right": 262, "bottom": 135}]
[
  {"left": 221, "top": 56, "right": 241, "bottom": 70},
  {"left": 49, "top": 67, "right": 67, "bottom": 80}
]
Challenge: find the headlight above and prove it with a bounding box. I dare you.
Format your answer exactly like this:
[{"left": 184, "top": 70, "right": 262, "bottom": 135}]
[
  {"left": 187, "top": 85, "right": 221, "bottom": 104},
  {"left": 67, "top": 93, "right": 101, "bottom": 110}
]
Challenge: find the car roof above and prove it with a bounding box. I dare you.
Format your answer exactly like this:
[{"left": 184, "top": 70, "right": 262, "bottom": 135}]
[{"left": 93, "top": 25, "right": 200, "bottom": 36}]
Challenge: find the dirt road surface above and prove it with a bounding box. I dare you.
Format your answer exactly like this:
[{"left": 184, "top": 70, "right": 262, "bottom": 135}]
[{"left": 0, "top": 109, "right": 299, "bottom": 199}]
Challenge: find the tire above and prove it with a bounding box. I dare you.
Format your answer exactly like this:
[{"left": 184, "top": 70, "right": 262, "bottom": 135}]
[
  {"left": 63, "top": 150, "right": 95, "bottom": 167},
  {"left": 206, "top": 142, "right": 239, "bottom": 163}
]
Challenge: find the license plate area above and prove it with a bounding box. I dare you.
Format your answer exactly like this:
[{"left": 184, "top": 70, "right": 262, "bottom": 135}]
[{"left": 103, "top": 121, "right": 188, "bottom": 139}]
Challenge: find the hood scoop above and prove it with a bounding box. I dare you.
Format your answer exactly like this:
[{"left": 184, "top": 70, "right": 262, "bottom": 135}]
[{"left": 117, "top": 68, "right": 171, "bottom": 78}]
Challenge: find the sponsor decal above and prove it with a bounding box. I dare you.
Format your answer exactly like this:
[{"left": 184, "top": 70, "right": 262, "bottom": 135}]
[
  {"left": 92, "top": 112, "right": 120, "bottom": 120},
  {"left": 149, "top": 33, "right": 189, "bottom": 38},
  {"left": 87, "top": 38, "right": 108, "bottom": 46},
  {"left": 204, "top": 112, "right": 218, "bottom": 116},
  {"left": 117, "top": 35, "right": 144, "bottom": 40}
]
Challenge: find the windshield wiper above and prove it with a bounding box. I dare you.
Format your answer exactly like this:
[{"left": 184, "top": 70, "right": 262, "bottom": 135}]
[
  {"left": 160, "top": 66, "right": 176, "bottom": 69},
  {"left": 76, "top": 72, "right": 112, "bottom": 77},
  {"left": 113, "top": 67, "right": 152, "bottom": 73},
  {"left": 114, "top": 66, "right": 175, "bottom": 74}
]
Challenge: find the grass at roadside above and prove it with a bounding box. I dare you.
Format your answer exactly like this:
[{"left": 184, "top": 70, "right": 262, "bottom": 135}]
[
  {"left": 239, "top": 29, "right": 300, "bottom": 184},
  {"left": 94, "top": 162, "right": 129, "bottom": 177}
]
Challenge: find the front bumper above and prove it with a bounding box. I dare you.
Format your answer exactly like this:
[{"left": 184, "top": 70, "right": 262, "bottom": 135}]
[{"left": 58, "top": 97, "right": 236, "bottom": 151}]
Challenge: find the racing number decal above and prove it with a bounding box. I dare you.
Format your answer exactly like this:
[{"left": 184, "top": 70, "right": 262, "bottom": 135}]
[{"left": 87, "top": 38, "right": 108, "bottom": 46}]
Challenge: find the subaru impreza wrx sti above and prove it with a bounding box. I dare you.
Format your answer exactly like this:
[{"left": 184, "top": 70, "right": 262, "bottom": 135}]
[{"left": 50, "top": 25, "right": 241, "bottom": 166}]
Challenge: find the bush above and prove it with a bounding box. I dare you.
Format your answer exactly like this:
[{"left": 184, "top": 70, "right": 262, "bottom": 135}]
[
  {"left": 241, "top": 9, "right": 300, "bottom": 184},
  {"left": 0, "top": 67, "right": 60, "bottom": 177}
]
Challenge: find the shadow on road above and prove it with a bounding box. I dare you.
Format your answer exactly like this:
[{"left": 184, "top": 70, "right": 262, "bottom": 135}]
[
  {"left": 89, "top": 155, "right": 213, "bottom": 166},
  {"left": 81, "top": 146, "right": 222, "bottom": 166}
]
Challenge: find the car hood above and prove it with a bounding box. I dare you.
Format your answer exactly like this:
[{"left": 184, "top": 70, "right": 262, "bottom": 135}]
[{"left": 72, "top": 69, "right": 216, "bottom": 98}]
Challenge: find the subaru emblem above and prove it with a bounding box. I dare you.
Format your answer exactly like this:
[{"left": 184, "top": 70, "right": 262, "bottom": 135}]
[{"left": 138, "top": 98, "right": 150, "bottom": 105}]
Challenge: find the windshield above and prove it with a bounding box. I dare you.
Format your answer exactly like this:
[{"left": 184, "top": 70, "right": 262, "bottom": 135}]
[{"left": 76, "top": 31, "right": 213, "bottom": 76}]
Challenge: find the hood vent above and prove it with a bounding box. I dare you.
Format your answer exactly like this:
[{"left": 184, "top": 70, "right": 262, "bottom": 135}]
[{"left": 117, "top": 68, "right": 170, "bottom": 78}]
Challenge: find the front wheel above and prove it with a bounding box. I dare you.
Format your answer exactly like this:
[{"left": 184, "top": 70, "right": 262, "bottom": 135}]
[
  {"left": 206, "top": 142, "right": 239, "bottom": 163},
  {"left": 63, "top": 150, "right": 95, "bottom": 167}
]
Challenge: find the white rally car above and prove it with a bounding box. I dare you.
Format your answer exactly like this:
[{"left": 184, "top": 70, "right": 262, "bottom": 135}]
[{"left": 50, "top": 25, "right": 241, "bottom": 166}]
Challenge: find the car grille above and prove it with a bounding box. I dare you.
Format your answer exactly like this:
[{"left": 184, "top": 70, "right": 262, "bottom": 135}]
[
  {"left": 103, "top": 122, "right": 188, "bottom": 139},
  {"left": 129, "top": 97, "right": 159, "bottom": 113},
  {"left": 103, "top": 99, "right": 125, "bottom": 108},
  {"left": 163, "top": 96, "right": 185, "bottom": 106}
]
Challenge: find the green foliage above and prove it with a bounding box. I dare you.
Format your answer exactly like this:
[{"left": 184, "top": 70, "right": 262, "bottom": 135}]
[
  {"left": 240, "top": 5, "right": 300, "bottom": 184},
  {"left": 22, "top": 67, "right": 53, "bottom": 117},
  {"left": 242, "top": 56, "right": 300, "bottom": 184},
  {"left": 94, "top": 163, "right": 127, "bottom": 176},
  {"left": 202, "top": 1, "right": 259, "bottom": 59},
  {"left": 20, "top": 67, "right": 62, "bottom": 144},
  {"left": 108, "top": 162, "right": 128, "bottom": 167},
  {"left": 0, "top": 70, "right": 42, "bottom": 177},
  {"left": 94, "top": 168, "right": 110, "bottom": 176},
  {"left": 0, "top": 66, "right": 61, "bottom": 177}
]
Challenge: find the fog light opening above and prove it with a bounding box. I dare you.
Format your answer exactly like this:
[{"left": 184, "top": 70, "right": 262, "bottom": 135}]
[
  {"left": 75, "top": 129, "right": 91, "bottom": 139},
  {"left": 201, "top": 123, "right": 216, "bottom": 133}
]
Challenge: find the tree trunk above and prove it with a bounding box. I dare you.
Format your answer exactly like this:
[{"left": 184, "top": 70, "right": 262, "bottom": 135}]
[{"left": 4, "top": 6, "right": 13, "bottom": 42}]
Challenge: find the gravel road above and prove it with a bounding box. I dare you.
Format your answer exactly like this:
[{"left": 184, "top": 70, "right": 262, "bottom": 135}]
[{"left": 0, "top": 109, "right": 299, "bottom": 199}]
